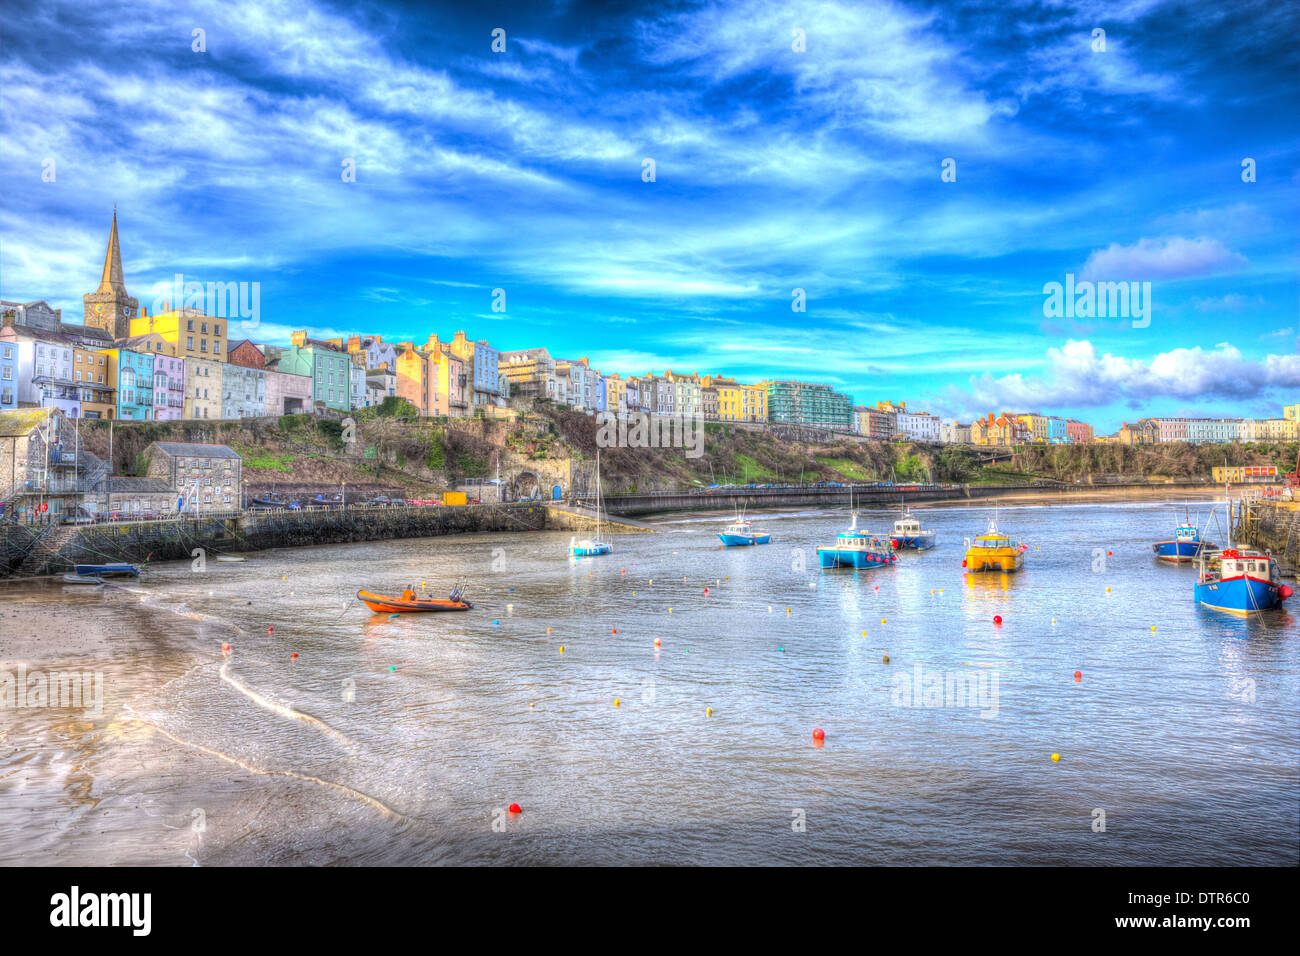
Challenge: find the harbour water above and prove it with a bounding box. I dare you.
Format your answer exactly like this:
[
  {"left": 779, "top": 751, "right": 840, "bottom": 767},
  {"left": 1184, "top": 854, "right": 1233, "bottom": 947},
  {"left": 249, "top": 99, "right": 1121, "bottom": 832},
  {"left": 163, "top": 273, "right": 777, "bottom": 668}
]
[{"left": 1, "top": 497, "right": 1296, "bottom": 865}]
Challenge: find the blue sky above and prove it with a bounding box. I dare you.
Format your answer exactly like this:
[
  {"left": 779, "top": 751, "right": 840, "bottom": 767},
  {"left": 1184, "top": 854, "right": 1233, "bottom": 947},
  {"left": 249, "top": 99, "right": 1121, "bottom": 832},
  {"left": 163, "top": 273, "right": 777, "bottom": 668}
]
[{"left": 1, "top": 0, "right": 1297, "bottom": 431}]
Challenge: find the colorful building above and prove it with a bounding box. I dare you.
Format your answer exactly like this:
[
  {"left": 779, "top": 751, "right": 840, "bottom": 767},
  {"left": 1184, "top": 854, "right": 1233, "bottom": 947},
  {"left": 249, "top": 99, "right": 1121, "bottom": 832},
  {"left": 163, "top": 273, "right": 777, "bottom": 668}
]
[
  {"left": 223, "top": 363, "right": 267, "bottom": 419},
  {"left": 701, "top": 376, "right": 744, "bottom": 422},
  {"left": 129, "top": 306, "right": 227, "bottom": 362},
  {"left": 73, "top": 347, "right": 114, "bottom": 420},
  {"left": 740, "top": 383, "right": 767, "bottom": 423},
  {"left": 101, "top": 348, "right": 153, "bottom": 421},
  {"left": 184, "top": 356, "right": 224, "bottom": 420},
  {"left": 282, "top": 333, "right": 352, "bottom": 412}
]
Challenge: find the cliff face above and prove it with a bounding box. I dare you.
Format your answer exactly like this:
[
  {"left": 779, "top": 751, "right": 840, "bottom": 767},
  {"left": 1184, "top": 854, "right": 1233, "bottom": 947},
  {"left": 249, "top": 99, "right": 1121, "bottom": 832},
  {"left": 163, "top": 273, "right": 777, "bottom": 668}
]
[{"left": 71, "top": 405, "right": 1299, "bottom": 498}]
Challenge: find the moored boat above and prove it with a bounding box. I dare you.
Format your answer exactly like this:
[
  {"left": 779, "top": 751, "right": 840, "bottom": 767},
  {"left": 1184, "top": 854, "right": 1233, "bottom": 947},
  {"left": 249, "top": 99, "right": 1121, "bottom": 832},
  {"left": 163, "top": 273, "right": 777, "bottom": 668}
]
[
  {"left": 1153, "top": 520, "right": 1213, "bottom": 563},
  {"left": 889, "top": 507, "right": 936, "bottom": 551},
  {"left": 718, "top": 511, "right": 771, "bottom": 547},
  {"left": 74, "top": 563, "right": 140, "bottom": 578},
  {"left": 357, "top": 586, "right": 473, "bottom": 613},
  {"left": 963, "top": 519, "right": 1026, "bottom": 572},
  {"left": 816, "top": 513, "right": 897, "bottom": 569},
  {"left": 570, "top": 450, "right": 612, "bottom": 557},
  {"left": 63, "top": 573, "right": 104, "bottom": 585},
  {"left": 1193, "top": 547, "right": 1292, "bottom": 615}
]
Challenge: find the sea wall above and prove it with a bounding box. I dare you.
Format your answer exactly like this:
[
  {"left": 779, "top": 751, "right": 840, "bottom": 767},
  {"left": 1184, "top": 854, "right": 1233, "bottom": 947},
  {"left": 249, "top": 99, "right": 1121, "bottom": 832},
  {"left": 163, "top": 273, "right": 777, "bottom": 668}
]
[
  {"left": 0, "top": 503, "right": 549, "bottom": 577},
  {"left": 1237, "top": 500, "right": 1300, "bottom": 576}
]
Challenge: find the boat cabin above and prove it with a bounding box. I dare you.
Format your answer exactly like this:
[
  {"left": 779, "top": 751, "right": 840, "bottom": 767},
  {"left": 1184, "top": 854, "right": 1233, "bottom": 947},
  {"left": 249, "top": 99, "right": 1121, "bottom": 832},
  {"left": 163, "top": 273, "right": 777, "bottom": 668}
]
[
  {"left": 1174, "top": 525, "right": 1200, "bottom": 542},
  {"left": 1200, "top": 550, "right": 1273, "bottom": 582}
]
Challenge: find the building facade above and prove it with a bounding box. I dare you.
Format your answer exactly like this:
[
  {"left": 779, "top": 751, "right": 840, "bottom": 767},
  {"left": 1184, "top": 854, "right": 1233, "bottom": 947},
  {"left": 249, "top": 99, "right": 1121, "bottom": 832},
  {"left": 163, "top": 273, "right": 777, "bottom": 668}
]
[
  {"left": 764, "top": 381, "right": 853, "bottom": 431},
  {"left": 144, "top": 441, "right": 243, "bottom": 514},
  {"left": 184, "top": 356, "right": 224, "bottom": 420}
]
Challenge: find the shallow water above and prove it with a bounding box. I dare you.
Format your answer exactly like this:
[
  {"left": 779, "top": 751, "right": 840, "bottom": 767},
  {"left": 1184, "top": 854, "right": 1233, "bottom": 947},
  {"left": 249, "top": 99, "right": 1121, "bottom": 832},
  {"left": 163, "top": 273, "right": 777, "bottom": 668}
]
[{"left": 1, "top": 498, "right": 1296, "bottom": 865}]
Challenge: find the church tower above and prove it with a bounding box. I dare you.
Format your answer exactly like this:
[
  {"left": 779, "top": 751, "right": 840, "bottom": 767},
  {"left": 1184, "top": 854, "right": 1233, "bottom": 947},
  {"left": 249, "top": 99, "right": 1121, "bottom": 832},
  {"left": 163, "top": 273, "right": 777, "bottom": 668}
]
[{"left": 83, "top": 208, "right": 139, "bottom": 339}]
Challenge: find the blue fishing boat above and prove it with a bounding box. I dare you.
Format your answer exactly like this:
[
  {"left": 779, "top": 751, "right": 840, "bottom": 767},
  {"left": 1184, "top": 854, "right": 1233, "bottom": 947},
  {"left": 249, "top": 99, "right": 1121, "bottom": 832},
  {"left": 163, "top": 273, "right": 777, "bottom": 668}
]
[
  {"left": 1194, "top": 547, "right": 1292, "bottom": 615},
  {"left": 889, "top": 507, "right": 936, "bottom": 551},
  {"left": 718, "top": 510, "right": 771, "bottom": 547},
  {"left": 816, "top": 513, "right": 897, "bottom": 569},
  {"left": 74, "top": 563, "right": 140, "bottom": 578},
  {"left": 1153, "top": 510, "right": 1214, "bottom": 562},
  {"left": 1153, "top": 524, "right": 1213, "bottom": 562}
]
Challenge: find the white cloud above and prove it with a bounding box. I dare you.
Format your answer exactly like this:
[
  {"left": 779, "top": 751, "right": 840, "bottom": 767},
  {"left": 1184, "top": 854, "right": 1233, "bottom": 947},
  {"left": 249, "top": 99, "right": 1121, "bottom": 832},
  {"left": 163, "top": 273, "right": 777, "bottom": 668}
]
[{"left": 1080, "top": 237, "right": 1246, "bottom": 281}]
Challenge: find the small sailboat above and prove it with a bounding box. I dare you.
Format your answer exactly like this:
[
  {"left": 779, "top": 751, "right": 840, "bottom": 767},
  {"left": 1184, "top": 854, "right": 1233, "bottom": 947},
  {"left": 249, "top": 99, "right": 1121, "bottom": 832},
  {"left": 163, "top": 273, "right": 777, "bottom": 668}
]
[
  {"left": 1193, "top": 504, "right": 1292, "bottom": 615},
  {"left": 570, "top": 450, "right": 612, "bottom": 557},
  {"left": 63, "top": 573, "right": 104, "bottom": 585},
  {"left": 963, "top": 518, "right": 1026, "bottom": 572},
  {"left": 889, "top": 505, "right": 936, "bottom": 551},
  {"left": 1152, "top": 509, "right": 1214, "bottom": 562},
  {"left": 816, "top": 512, "right": 897, "bottom": 569},
  {"left": 357, "top": 584, "right": 473, "bottom": 614},
  {"left": 718, "top": 507, "right": 771, "bottom": 547}
]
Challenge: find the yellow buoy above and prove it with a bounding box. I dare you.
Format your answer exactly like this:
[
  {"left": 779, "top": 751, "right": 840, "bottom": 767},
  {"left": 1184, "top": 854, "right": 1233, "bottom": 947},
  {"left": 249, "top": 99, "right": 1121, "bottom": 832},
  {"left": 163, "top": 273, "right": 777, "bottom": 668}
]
[
  {"left": 1151, "top": 625, "right": 1156, "bottom": 631},
  {"left": 614, "top": 698, "right": 620, "bottom": 707},
  {"left": 669, "top": 607, "right": 673, "bottom": 613},
  {"left": 559, "top": 645, "right": 564, "bottom": 652},
  {"left": 1051, "top": 753, "right": 1060, "bottom": 762},
  {"left": 706, "top": 707, "right": 713, "bottom": 716},
  {"left": 1106, "top": 586, "right": 1111, "bottom": 593},
  {"left": 881, "top": 618, "right": 887, "bottom": 624}
]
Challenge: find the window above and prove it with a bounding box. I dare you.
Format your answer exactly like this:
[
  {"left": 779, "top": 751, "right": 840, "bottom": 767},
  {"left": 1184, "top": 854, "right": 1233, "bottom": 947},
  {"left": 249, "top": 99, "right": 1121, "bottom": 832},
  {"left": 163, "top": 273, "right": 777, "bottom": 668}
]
[
  {"left": 187, "top": 319, "right": 194, "bottom": 331},
  {"left": 201, "top": 323, "right": 208, "bottom": 334},
  {"left": 187, "top": 337, "right": 194, "bottom": 350},
  {"left": 200, "top": 340, "right": 207, "bottom": 353},
  {"left": 214, "top": 324, "right": 221, "bottom": 336},
  {"left": 213, "top": 341, "right": 221, "bottom": 354}
]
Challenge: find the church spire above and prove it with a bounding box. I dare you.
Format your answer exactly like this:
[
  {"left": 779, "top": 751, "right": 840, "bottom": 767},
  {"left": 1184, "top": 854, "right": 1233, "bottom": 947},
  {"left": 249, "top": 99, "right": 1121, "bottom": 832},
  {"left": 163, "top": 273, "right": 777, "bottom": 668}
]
[{"left": 96, "top": 207, "right": 128, "bottom": 296}]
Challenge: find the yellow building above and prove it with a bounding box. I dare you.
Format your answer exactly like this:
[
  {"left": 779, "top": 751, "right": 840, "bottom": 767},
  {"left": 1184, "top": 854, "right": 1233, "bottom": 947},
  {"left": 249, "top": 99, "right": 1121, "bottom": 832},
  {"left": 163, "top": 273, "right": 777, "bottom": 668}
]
[
  {"left": 395, "top": 345, "right": 428, "bottom": 415},
  {"left": 605, "top": 373, "right": 627, "bottom": 417},
  {"left": 185, "top": 357, "right": 223, "bottom": 420},
  {"left": 73, "top": 347, "right": 115, "bottom": 419},
  {"left": 1284, "top": 404, "right": 1299, "bottom": 422},
  {"left": 1017, "top": 413, "right": 1049, "bottom": 443},
  {"left": 740, "top": 382, "right": 767, "bottom": 423},
  {"left": 1212, "top": 465, "right": 1278, "bottom": 483},
  {"left": 129, "top": 306, "right": 227, "bottom": 362},
  {"left": 701, "top": 376, "right": 744, "bottom": 421}
]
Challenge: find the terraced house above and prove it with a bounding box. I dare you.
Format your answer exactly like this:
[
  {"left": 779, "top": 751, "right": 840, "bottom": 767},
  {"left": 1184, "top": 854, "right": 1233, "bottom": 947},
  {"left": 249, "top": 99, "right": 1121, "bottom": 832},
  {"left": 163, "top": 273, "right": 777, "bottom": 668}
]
[
  {"left": 223, "top": 362, "right": 267, "bottom": 419},
  {"left": 282, "top": 333, "right": 351, "bottom": 412},
  {"left": 73, "top": 347, "right": 114, "bottom": 419},
  {"left": 184, "top": 356, "right": 223, "bottom": 420},
  {"left": 95, "top": 348, "right": 151, "bottom": 421}
]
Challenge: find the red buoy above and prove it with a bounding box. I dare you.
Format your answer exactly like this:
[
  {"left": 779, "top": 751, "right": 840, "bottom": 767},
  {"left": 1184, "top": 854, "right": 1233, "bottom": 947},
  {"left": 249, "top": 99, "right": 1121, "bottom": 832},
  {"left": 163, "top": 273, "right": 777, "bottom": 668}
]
[
  {"left": 993, "top": 615, "right": 1002, "bottom": 625},
  {"left": 1280, "top": 585, "right": 1293, "bottom": 600},
  {"left": 704, "top": 587, "right": 709, "bottom": 594},
  {"left": 222, "top": 643, "right": 231, "bottom": 652},
  {"left": 1074, "top": 670, "right": 1082, "bottom": 682},
  {"left": 508, "top": 803, "right": 522, "bottom": 814},
  {"left": 891, "top": 539, "right": 900, "bottom": 549},
  {"left": 812, "top": 727, "right": 825, "bottom": 741},
  {"left": 611, "top": 627, "right": 617, "bottom": 634},
  {"left": 290, "top": 652, "right": 298, "bottom": 659},
  {"left": 268, "top": 626, "right": 273, "bottom": 633}
]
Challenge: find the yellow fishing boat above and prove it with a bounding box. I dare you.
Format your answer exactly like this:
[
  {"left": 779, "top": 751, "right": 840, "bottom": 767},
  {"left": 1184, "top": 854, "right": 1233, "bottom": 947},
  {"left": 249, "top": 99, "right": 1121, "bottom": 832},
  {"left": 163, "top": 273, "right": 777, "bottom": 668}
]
[{"left": 964, "top": 519, "right": 1026, "bottom": 572}]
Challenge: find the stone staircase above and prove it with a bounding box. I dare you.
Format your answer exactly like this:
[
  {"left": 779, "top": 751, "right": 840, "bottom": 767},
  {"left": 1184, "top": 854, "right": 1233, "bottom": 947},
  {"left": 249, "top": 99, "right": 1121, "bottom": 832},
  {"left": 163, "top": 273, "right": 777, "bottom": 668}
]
[{"left": 12, "top": 524, "right": 83, "bottom": 576}]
